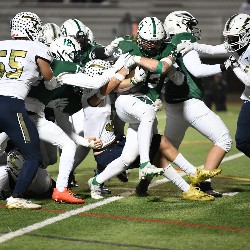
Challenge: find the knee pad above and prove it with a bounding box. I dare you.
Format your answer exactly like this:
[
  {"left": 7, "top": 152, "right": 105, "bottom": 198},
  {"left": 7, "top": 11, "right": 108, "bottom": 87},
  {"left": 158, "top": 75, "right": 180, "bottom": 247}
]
[{"left": 215, "top": 133, "right": 232, "bottom": 153}]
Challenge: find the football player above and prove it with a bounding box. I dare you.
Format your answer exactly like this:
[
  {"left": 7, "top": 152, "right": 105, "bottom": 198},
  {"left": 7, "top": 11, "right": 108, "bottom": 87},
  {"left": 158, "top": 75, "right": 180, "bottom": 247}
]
[
  {"left": 82, "top": 60, "right": 219, "bottom": 201},
  {"left": 0, "top": 12, "right": 58, "bottom": 209},
  {"left": 60, "top": 18, "right": 123, "bottom": 65},
  {"left": 0, "top": 146, "right": 53, "bottom": 200},
  {"left": 155, "top": 11, "right": 232, "bottom": 197},
  {"left": 177, "top": 13, "right": 250, "bottom": 166}
]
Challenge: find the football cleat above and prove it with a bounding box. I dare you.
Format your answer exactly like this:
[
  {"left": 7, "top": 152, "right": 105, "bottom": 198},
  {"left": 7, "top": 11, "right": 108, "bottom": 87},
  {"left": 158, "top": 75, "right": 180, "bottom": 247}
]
[
  {"left": 135, "top": 177, "right": 152, "bottom": 196},
  {"left": 182, "top": 185, "right": 215, "bottom": 201},
  {"left": 100, "top": 183, "right": 111, "bottom": 195},
  {"left": 198, "top": 181, "right": 223, "bottom": 197},
  {"left": 6, "top": 196, "right": 42, "bottom": 209},
  {"left": 139, "top": 162, "right": 164, "bottom": 180},
  {"left": 88, "top": 177, "right": 104, "bottom": 200},
  {"left": 188, "top": 168, "right": 222, "bottom": 185},
  {"left": 67, "top": 172, "right": 79, "bottom": 188},
  {"left": 52, "top": 188, "right": 84, "bottom": 204}
]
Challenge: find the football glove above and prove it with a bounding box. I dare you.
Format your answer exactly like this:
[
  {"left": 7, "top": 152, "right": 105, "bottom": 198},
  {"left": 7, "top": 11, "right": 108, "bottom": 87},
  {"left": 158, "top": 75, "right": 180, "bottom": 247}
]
[
  {"left": 105, "top": 37, "right": 124, "bottom": 56},
  {"left": 221, "top": 55, "right": 239, "bottom": 71},
  {"left": 177, "top": 42, "right": 198, "bottom": 55},
  {"left": 47, "top": 98, "right": 69, "bottom": 112},
  {"left": 153, "top": 99, "right": 163, "bottom": 112},
  {"left": 130, "top": 66, "right": 147, "bottom": 86}
]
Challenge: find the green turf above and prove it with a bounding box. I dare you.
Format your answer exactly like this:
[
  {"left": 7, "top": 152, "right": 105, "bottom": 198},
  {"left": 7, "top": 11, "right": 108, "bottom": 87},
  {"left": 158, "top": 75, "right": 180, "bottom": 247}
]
[{"left": 1, "top": 103, "right": 250, "bottom": 250}]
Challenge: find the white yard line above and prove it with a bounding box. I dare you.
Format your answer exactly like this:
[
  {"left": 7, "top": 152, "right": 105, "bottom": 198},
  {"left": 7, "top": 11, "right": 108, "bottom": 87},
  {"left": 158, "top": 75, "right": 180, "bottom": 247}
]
[{"left": 0, "top": 152, "right": 245, "bottom": 244}]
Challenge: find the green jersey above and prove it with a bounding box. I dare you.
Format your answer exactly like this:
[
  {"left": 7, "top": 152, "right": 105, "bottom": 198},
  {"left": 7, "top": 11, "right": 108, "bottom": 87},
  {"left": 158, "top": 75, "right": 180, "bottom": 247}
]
[
  {"left": 28, "top": 60, "right": 83, "bottom": 115},
  {"left": 164, "top": 32, "right": 204, "bottom": 104},
  {"left": 116, "top": 36, "right": 175, "bottom": 104}
]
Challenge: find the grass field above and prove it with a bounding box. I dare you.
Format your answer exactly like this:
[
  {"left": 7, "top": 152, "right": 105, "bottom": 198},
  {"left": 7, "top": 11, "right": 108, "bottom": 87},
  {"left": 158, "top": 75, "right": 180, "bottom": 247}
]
[{"left": 0, "top": 103, "right": 250, "bottom": 250}]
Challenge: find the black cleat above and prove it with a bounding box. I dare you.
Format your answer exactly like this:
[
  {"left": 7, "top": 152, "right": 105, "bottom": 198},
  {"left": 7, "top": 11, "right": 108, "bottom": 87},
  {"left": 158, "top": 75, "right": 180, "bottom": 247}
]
[
  {"left": 198, "top": 181, "right": 222, "bottom": 197},
  {"left": 68, "top": 172, "right": 79, "bottom": 188},
  {"left": 117, "top": 171, "right": 128, "bottom": 182},
  {"left": 135, "top": 178, "right": 151, "bottom": 196},
  {"left": 100, "top": 183, "right": 111, "bottom": 195}
]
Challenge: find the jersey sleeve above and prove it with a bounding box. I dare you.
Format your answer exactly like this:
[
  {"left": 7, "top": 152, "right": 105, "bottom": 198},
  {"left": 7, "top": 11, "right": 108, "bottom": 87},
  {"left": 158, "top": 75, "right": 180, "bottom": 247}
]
[{"left": 33, "top": 41, "right": 53, "bottom": 63}]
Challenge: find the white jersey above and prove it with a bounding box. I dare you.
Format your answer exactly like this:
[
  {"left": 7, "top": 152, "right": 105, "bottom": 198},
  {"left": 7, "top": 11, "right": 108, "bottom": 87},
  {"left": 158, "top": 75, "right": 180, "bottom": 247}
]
[
  {"left": 232, "top": 45, "right": 250, "bottom": 101},
  {"left": 0, "top": 40, "right": 52, "bottom": 100},
  {"left": 193, "top": 42, "right": 250, "bottom": 101},
  {"left": 82, "top": 96, "right": 116, "bottom": 147}
]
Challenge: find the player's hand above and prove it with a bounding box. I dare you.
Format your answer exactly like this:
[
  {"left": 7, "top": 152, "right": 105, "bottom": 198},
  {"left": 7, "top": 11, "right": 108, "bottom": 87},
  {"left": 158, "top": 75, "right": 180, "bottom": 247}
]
[
  {"left": 112, "top": 52, "right": 131, "bottom": 72},
  {"left": 105, "top": 37, "right": 124, "bottom": 56},
  {"left": 153, "top": 99, "right": 163, "bottom": 112},
  {"left": 177, "top": 42, "right": 197, "bottom": 55},
  {"left": 88, "top": 137, "right": 103, "bottom": 149},
  {"left": 47, "top": 98, "right": 69, "bottom": 112},
  {"left": 130, "top": 66, "right": 147, "bottom": 85}
]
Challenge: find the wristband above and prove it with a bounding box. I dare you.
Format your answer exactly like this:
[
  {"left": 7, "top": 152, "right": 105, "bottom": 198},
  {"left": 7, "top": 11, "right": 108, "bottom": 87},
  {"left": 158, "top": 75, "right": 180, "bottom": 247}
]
[
  {"left": 161, "top": 57, "right": 173, "bottom": 67},
  {"left": 114, "top": 72, "right": 125, "bottom": 81},
  {"left": 95, "top": 90, "right": 106, "bottom": 100},
  {"left": 155, "top": 61, "right": 163, "bottom": 74},
  {"left": 133, "top": 56, "right": 141, "bottom": 64}
]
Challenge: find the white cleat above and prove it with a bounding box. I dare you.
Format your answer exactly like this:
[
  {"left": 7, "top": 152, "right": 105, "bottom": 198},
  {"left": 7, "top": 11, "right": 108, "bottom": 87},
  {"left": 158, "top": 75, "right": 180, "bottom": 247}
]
[
  {"left": 139, "top": 162, "right": 164, "bottom": 180},
  {"left": 88, "top": 177, "right": 104, "bottom": 200},
  {"left": 6, "top": 196, "right": 41, "bottom": 209}
]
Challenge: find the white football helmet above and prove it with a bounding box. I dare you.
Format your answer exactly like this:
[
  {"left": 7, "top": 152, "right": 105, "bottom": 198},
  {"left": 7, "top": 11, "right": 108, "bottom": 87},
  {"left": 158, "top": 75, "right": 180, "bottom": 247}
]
[
  {"left": 137, "top": 16, "right": 166, "bottom": 57},
  {"left": 10, "top": 12, "right": 42, "bottom": 41},
  {"left": 83, "top": 59, "right": 111, "bottom": 77},
  {"left": 223, "top": 13, "right": 250, "bottom": 52},
  {"left": 38, "top": 23, "right": 60, "bottom": 46},
  {"left": 6, "top": 149, "right": 25, "bottom": 181},
  {"left": 50, "top": 36, "right": 81, "bottom": 63},
  {"left": 164, "top": 11, "right": 201, "bottom": 39},
  {"left": 60, "top": 19, "right": 88, "bottom": 50}
]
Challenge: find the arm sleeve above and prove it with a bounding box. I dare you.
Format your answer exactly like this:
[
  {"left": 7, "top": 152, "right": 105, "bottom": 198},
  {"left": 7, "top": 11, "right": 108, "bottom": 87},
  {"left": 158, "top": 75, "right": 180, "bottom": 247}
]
[
  {"left": 183, "top": 50, "right": 222, "bottom": 78},
  {"left": 195, "top": 43, "right": 228, "bottom": 55},
  {"left": 53, "top": 109, "right": 91, "bottom": 147},
  {"left": 60, "top": 68, "right": 116, "bottom": 89}
]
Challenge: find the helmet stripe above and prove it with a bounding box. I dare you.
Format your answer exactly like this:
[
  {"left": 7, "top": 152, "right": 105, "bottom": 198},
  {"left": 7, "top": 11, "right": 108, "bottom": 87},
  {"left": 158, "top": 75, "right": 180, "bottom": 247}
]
[
  {"left": 73, "top": 19, "right": 82, "bottom": 32},
  {"left": 151, "top": 17, "right": 157, "bottom": 38}
]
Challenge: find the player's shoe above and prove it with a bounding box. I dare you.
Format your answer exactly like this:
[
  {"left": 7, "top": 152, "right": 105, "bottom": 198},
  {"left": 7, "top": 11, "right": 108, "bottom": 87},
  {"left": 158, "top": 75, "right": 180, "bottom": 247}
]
[
  {"left": 6, "top": 196, "right": 42, "bottom": 209},
  {"left": 100, "top": 183, "right": 111, "bottom": 195},
  {"left": 135, "top": 177, "right": 152, "bottom": 196},
  {"left": 188, "top": 168, "right": 222, "bottom": 185},
  {"left": 198, "top": 181, "right": 223, "bottom": 197},
  {"left": 88, "top": 177, "right": 104, "bottom": 199},
  {"left": 52, "top": 188, "right": 84, "bottom": 204},
  {"left": 67, "top": 172, "right": 79, "bottom": 188},
  {"left": 182, "top": 185, "right": 215, "bottom": 201},
  {"left": 139, "top": 162, "right": 164, "bottom": 180}
]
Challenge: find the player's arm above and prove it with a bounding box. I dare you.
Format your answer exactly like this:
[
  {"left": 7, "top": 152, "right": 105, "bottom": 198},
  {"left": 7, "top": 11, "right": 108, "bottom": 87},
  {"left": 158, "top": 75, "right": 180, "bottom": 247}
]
[
  {"left": 37, "top": 58, "right": 59, "bottom": 90},
  {"left": 125, "top": 55, "right": 175, "bottom": 75},
  {"left": 183, "top": 50, "right": 223, "bottom": 77},
  {"left": 87, "top": 68, "right": 127, "bottom": 106}
]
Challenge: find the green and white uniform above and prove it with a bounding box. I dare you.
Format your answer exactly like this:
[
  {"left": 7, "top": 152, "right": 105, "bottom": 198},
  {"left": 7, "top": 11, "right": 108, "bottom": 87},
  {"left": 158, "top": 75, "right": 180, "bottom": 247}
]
[
  {"left": 113, "top": 36, "right": 175, "bottom": 165},
  {"left": 163, "top": 32, "right": 232, "bottom": 153}
]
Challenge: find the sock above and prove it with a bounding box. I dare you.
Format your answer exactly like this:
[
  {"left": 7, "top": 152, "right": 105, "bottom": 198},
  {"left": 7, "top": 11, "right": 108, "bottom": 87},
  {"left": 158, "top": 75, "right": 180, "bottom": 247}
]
[
  {"left": 173, "top": 153, "right": 196, "bottom": 176},
  {"left": 92, "top": 177, "right": 99, "bottom": 185},
  {"left": 140, "top": 161, "right": 149, "bottom": 169},
  {"left": 163, "top": 164, "right": 190, "bottom": 192}
]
